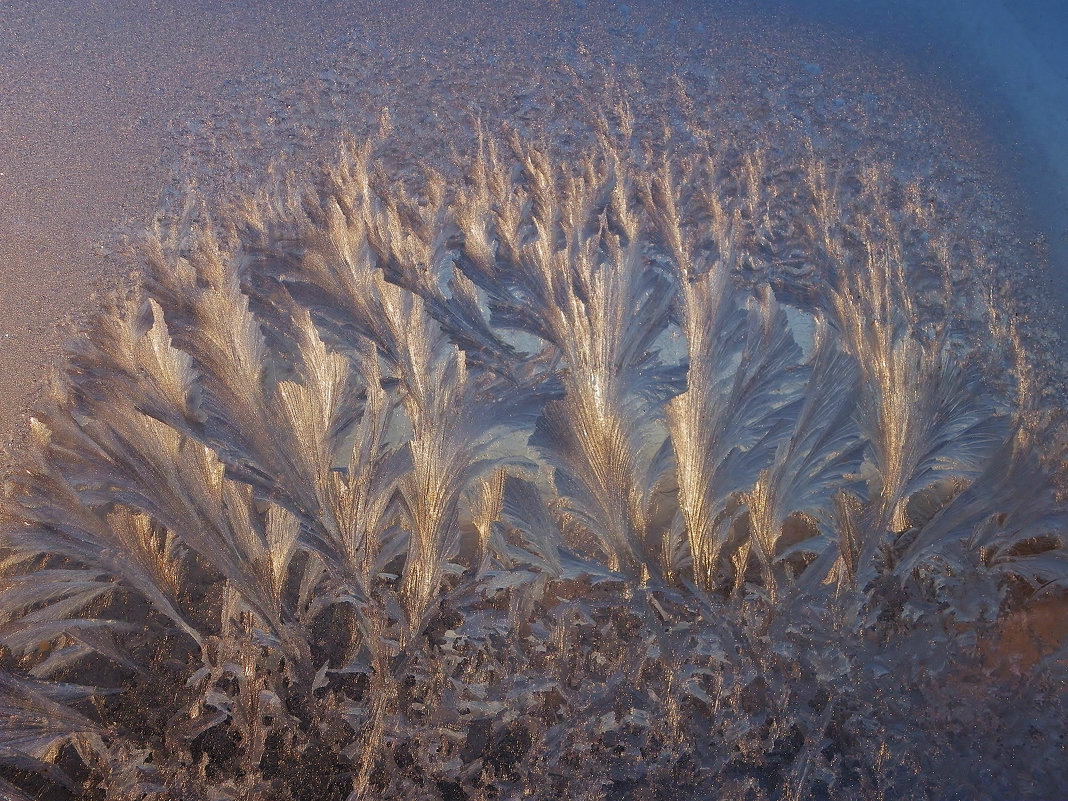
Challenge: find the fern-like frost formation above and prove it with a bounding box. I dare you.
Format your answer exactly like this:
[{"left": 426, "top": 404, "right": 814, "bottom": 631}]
[{"left": 1, "top": 130, "right": 1065, "bottom": 800}]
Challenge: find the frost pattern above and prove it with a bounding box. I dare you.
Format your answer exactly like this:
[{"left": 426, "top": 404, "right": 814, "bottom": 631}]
[{"left": 1, "top": 132, "right": 1065, "bottom": 800}]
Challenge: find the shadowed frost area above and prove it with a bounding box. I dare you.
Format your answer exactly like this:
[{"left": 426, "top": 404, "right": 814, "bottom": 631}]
[{"left": 0, "top": 118, "right": 1066, "bottom": 799}]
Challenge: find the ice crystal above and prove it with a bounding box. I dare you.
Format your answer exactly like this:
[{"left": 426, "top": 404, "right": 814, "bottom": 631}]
[{"left": 0, "top": 130, "right": 1065, "bottom": 800}]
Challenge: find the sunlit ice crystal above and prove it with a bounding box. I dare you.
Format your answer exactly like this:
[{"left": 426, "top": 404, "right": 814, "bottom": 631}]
[{"left": 0, "top": 125, "right": 1064, "bottom": 800}]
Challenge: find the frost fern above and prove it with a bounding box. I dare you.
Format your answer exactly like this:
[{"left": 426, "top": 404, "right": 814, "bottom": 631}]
[{"left": 1, "top": 133, "right": 1065, "bottom": 800}]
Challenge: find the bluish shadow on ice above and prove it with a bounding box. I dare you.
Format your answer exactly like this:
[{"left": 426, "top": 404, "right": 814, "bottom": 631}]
[{"left": 760, "top": 0, "right": 1068, "bottom": 333}]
